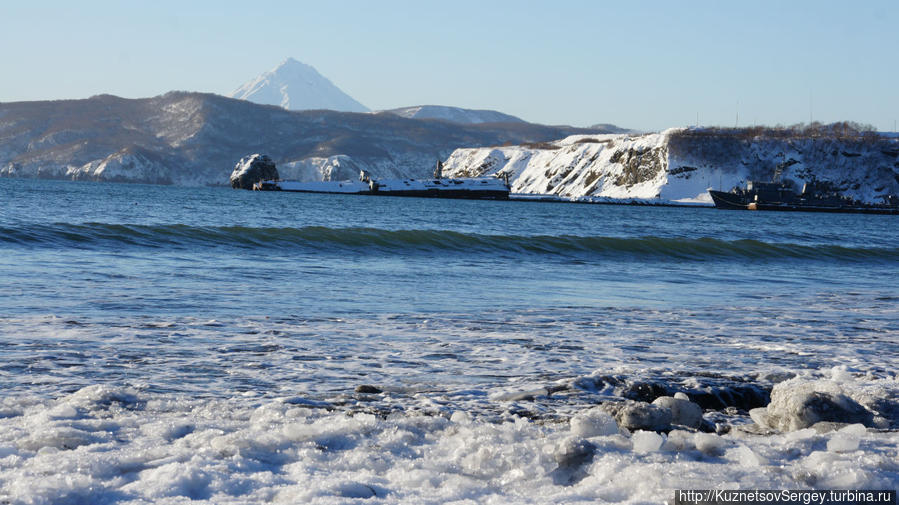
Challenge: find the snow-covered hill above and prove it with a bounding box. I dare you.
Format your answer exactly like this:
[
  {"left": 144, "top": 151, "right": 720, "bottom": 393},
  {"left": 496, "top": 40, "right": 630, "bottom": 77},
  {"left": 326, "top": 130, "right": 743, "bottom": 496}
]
[
  {"left": 229, "top": 58, "right": 369, "bottom": 113},
  {"left": 380, "top": 105, "right": 524, "bottom": 124},
  {"left": 0, "top": 92, "right": 597, "bottom": 186},
  {"left": 442, "top": 128, "right": 899, "bottom": 205}
]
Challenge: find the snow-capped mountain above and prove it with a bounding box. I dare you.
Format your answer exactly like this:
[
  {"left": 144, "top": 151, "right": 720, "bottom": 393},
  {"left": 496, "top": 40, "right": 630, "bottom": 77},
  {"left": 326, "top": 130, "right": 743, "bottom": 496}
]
[
  {"left": 441, "top": 128, "right": 899, "bottom": 205},
  {"left": 380, "top": 105, "right": 525, "bottom": 124},
  {"left": 229, "top": 58, "right": 369, "bottom": 113}
]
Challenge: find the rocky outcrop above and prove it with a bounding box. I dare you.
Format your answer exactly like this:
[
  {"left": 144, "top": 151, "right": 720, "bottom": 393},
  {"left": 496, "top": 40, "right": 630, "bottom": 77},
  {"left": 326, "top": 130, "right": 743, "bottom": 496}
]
[{"left": 230, "top": 154, "right": 278, "bottom": 189}]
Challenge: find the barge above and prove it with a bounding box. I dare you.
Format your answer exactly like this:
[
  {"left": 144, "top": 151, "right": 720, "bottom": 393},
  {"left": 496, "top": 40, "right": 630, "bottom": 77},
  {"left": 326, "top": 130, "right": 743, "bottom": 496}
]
[{"left": 254, "top": 171, "right": 510, "bottom": 200}]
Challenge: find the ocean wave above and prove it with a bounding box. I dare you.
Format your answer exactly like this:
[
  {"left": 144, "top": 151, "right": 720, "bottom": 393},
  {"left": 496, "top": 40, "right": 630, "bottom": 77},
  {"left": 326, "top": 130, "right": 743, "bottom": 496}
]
[{"left": 2, "top": 222, "right": 897, "bottom": 262}]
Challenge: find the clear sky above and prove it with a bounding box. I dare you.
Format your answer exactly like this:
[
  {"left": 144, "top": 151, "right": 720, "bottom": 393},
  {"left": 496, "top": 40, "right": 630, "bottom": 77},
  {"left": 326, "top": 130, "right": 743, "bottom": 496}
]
[{"left": 2, "top": 0, "right": 898, "bottom": 132}]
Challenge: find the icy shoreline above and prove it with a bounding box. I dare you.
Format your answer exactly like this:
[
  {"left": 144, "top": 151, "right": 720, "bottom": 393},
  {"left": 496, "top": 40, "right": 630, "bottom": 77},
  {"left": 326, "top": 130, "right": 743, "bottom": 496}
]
[{"left": 1, "top": 366, "right": 897, "bottom": 504}]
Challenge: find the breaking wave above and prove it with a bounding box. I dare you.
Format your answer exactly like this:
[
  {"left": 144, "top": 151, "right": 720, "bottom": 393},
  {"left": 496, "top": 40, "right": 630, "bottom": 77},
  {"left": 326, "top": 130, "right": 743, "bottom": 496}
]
[{"left": 2, "top": 222, "right": 897, "bottom": 262}]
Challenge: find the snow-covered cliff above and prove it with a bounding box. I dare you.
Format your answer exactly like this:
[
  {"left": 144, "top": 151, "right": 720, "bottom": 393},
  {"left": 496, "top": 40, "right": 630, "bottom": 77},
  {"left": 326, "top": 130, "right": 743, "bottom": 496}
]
[{"left": 442, "top": 128, "right": 899, "bottom": 204}]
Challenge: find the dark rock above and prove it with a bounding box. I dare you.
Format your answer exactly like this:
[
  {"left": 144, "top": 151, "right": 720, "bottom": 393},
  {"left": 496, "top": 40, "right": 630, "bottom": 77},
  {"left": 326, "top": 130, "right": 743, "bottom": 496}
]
[
  {"left": 230, "top": 154, "right": 279, "bottom": 189},
  {"left": 621, "top": 380, "right": 669, "bottom": 403},
  {"left": 550, "top": 438, "right": 597, "bottom": 486},
  {"left": 354, "top": 385, "right": 382, "bottom": 394},
  {"left": 684, "top": 384, "right": 770, "bottom": 411}
]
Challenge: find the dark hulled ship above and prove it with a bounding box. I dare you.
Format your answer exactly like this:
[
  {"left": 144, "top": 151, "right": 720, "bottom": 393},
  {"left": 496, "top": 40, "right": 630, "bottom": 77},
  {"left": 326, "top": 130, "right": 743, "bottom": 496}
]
[{"left": 709, "top": 180, "right": 899, "bottom": 215}]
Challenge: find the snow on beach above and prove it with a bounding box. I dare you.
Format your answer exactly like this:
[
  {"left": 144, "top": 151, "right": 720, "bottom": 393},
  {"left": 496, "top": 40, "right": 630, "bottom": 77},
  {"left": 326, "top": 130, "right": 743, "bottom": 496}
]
[
  {"left": 1, "top": 296, "right": 898, "bottom": 503},
  {"left": 0, "top": 367, "right": 897, "bottom": 505}
]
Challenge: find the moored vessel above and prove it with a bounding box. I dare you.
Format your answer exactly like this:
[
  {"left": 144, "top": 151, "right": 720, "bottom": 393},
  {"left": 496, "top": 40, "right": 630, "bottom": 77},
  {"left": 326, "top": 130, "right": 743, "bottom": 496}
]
[
  {"left": 709, "top": 180, "right": 899, "bottom": 215},
  {"left": 254, "top": 170, "right": 510, "bottom": 200}
]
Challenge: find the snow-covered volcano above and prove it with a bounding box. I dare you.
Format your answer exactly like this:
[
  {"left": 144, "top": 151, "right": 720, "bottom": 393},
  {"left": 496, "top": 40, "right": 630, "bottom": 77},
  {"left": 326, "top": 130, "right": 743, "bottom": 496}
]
[{"left": 229, "top": 58, "right": 369, "bottom": 113}]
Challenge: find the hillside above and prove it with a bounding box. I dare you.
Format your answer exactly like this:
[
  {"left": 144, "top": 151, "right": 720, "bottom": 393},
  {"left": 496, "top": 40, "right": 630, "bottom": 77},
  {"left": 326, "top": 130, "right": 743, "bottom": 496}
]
[
  {"left": 441, "top": 126, "right": 899, "bottom": 204},
  {"left": 0, "top": 93, "right": 604, "bottom": 185}
]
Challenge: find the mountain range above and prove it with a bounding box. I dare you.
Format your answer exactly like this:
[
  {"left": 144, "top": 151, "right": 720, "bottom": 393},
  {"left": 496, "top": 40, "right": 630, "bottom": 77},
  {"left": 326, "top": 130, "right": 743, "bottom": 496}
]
[
  {"left": 230, "top": 58, "right": 582, "bottom": 127},
  {"left": 0, "top": 92, "right": 608, "bottom": 185}
]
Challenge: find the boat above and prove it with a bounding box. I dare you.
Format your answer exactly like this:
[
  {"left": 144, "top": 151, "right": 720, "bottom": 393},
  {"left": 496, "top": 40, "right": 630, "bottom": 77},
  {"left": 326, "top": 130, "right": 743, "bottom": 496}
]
[
  {"left": 709, "top": 180, "right": 899, "bottom": 215},
  {"left": 253, "top": 169, "right": 510, "bottom": 200}
]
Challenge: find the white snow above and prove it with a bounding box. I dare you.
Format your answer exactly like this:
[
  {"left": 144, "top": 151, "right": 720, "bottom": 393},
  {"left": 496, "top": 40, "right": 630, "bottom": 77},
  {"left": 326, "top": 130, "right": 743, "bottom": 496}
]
[
  {"left": 63, "top": 149, "right": 172, "bottom": 184},
  {"left": 441, "top": 129, "right": 899, "bottom": 204},
  {"left": 229, "top": 58, "right": 369, "bottom": 113},
  {"left": 1, "top": 381, "right": 897, "bottom": 504},
  {"left": 278, "top": 155, "right": 362, "bottom": 182},
  {"left": 381, "top": 105, "right": 524, "bottom": 124},
  {"left": 0, "top": 311, "right": 898, "bottom": 504}
]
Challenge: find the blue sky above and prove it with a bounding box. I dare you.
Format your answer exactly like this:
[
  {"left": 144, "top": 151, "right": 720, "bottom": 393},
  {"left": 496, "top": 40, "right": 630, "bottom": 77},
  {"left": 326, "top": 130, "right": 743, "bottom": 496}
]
[{"left": 2, "top": 0, "right": 897, "bottom": 131}]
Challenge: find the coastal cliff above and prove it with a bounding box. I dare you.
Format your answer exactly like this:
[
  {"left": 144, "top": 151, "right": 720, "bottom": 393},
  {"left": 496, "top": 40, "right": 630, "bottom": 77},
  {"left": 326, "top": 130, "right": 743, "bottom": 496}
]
[{"left": 441, "top": 126, "right": 899, "bottom": 204}]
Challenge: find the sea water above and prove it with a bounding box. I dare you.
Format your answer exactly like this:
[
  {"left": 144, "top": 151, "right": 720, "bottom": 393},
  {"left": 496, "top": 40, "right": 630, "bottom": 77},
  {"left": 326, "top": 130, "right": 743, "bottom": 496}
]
[{"left": 0, "top": 178, "right": 896, "bottom": 504}]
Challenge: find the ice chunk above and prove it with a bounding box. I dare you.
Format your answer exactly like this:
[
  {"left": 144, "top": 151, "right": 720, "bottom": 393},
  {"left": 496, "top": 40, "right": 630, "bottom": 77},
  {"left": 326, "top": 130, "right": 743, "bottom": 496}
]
[
  {"left": 570, "top": 408, "right": 618, "bottom": 437},
  {"left": 748, "top": 407, "right": 771, "bottom": 427},
  {"left": 47, "top": 404, "right": 79, "bottom": 420},
  {"left": 732, "top": 445, "right": 767, "bottom": 467},
  {"left": 827, "top": 432, "right": 860, "bottom": 452},
  {"left": 759, "top": 379, "right": 873, "bottom": 432},
  {"left": 838, "top": 423, "right": 867, "bottom": 437},
  {"left": 693, "top": 433, "right": 728, "bottom": 456},
  {"left": 631, "top": 430, "right": 665, "bottom": 453},
  {"left": 652, "top": 396, "right": 703, "bottom": 428},
  {"left": 663, "top": 429, "right": 696, "bottom": 451},
  {"left": 450, "top": 411, "right": 472, "bottom": 424},
  {"left": 784, "top": 428, "right": 817, "bottom": 442}
]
